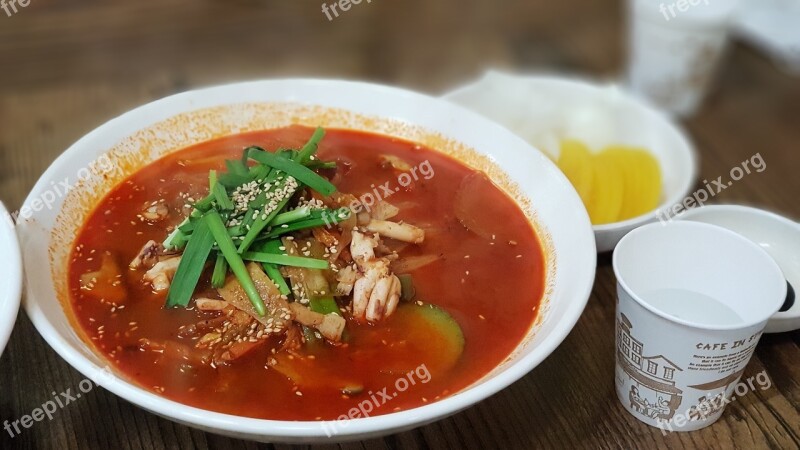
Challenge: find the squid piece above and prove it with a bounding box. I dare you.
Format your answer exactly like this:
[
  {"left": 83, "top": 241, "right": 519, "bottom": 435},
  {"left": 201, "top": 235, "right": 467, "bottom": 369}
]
[
  {"left": 194, "top": 298, "right": 229, "bottom": 311},
  {"left": 288, "top": 303, "right": 346, "bottom": 342},
  {"left": 350, "top": 230, "right": 402, "bottom": 322},
  {"left": 130, "top": 240, "right": 163, "bottom": 269},
  {"left": 371, "top": 201, "right": 400, "bottom": 221},
  {"left": 141, "top": 201, "right": 169, "bottom": 222},
  {"left": 334, "top": 265, "right": 358, "bottom": 296},
  {"left": 365, "top": 219, "right": 424, "bottom": 244},
  {"left": 144, "top": 256, "right": 181, "bottom": 291}
]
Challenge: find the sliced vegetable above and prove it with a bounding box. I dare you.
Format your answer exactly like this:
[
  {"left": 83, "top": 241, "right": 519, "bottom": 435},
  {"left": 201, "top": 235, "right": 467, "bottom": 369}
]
[
  {"left": 79, "top": 253, "right": 127, "bottom": 303},
  {"left": 205, "top": 211, "right": 266, "bottom": 316},
  {"left": 454, "top": 171, "right": 510, "bottom": 240},
  {"left": 237, "top": 174, "right": 298, "bottom": 253},
  {"left": 397, "top": 274, "right": 416, "bottom": 302},
  {"left": 209, "top": 170, "right": 235, "bottom": 211},
  {"left": 263, "top": 263, "right": 291, "bottom": 296},
  {"left": 295, "top": 127, "right": 326, "bottom": 165},
  {"left": 163, "top": 218, "right": 190, "bottom": 250},
  {"left": 166, "top": 217, "right": 215, "bottom": 308},
  {"left": 272, "top": 206, "right": 313, "bottom": 226},
  {"left": 242, "top": 252, "right": 329, "bottom": 270},
  {"left": 588, "top": 151, "right": 625, "bottom": 225},
  {"left": 247, "top": 150, "right": 336, "bottom": 196},
  {"left": 261, "top": 216, "right": 333, "bottom": 240},
  {"left": 390, "top": 254, "right": 441, "bottom": 273},
  {"left": 557, "top": 139, "right": 594, "bottom": 208},
  {"left": 282, "top": 238, "right": 342, "bottom": 317},
  {"left": 396, "top": 302, "right": 465, "bottom": 374},
  {"left": 211, "top": 254, "right": 228, "bottom": 289},
  {"left": 218, "top": 262, "right": 293, "bottom": 328}
]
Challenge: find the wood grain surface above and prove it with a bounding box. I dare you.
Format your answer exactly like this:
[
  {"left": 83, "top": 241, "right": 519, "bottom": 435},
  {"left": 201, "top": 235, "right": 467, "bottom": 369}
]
[{"left": 1, "top": 1, "right": 798, "bottom": 448}]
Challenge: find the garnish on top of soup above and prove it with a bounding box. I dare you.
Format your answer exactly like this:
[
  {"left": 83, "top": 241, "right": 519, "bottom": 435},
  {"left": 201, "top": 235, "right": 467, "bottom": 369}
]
[{"left": 68, "top": 126, "right": 546, "bottom": 421}]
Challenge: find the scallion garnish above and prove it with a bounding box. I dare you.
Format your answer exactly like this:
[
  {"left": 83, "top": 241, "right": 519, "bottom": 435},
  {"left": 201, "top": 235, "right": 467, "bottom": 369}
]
[
  {"left": 241, "top": 252, "right": 329, "bottom": 270},
  {"left": 163, "top": 127, "right": 337, "bottom": 316},
  {"left": 211, "top": 254, "right": 228, "bottom": 289},
  {"left": 165, "top": 217, "right": 215, "bottom": 308},
  {"left": 246, "top": 149, "right": 336, "bottom": 196},
  {"left": 263, "top": 263, "right": 291, "bottom": 295},
  {"left": 205, "top": 210, "right": 266, "bottom": 316}
]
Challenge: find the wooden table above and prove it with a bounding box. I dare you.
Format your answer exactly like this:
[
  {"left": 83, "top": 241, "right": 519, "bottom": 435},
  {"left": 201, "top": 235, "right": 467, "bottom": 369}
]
[{"left": 1, "top": 1, "right": 798, "bottom": 448}]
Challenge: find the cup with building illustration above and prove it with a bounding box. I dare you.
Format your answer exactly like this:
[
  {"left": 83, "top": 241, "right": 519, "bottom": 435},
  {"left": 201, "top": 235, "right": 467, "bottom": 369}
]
[{"left": 612, "top": 221, "right": 786, "bottom": 432}]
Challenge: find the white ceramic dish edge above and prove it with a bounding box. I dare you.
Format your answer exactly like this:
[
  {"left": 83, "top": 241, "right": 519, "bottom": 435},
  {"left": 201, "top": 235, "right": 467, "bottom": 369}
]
[
  {"left": 443, "top": 71, "right": 699, "bottom": 252},
  {"left": 678, "top": 204, "right": 800, "bottom": 333},
  {"left": 0, "top": 203, "right": 22, "bottom": 358}
]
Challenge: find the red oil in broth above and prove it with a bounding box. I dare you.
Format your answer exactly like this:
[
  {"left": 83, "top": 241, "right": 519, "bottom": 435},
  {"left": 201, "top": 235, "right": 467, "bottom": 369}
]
[{"left": 67, "top": 126, "right": 545, "bottom": 420}]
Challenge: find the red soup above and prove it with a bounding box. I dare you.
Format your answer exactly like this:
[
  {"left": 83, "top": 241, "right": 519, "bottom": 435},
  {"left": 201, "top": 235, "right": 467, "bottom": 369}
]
[{"left": 68, "top": 126, "right": 545, "bottom": 421}]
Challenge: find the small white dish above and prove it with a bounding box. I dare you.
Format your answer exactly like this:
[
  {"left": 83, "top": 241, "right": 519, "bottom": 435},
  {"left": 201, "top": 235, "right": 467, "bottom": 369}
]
[
  {"left": 0, "top": 203, "right": 22, "bottom": 357},
  {"left": 678, "top": 205, "right": 800, "bottom": 333},
  {"left": 443, "top": 71, "right": 699, "bottom": 252},
  {"left": 16, "top": 79, "right": 596, "bottom": 443}
]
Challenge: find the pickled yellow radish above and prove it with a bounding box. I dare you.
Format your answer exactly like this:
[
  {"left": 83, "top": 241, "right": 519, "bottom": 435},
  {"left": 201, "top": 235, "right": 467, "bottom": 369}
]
[
  {"left": 554, "top": 138, "right": 662, "bottom": 225},
  {"left": 588, "top": 151, "right": 625, "bottom": 224},
  {"left": 602, "top": 147, "right": 662, "bottom": 220},
  {"left": 557, "top": 140, "right": 594, "bottom": 207}
]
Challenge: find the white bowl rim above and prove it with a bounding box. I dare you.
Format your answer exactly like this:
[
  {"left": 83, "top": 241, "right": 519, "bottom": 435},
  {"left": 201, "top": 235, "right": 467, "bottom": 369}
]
[
  {"left": 443, "top": 72, "right": 700, "bottom": 233},
  {"left": 20, "top": 78, "right": 597, "bottom": 440},
  {"left": 677, "top": 204, "right": 800, "bottom": 329},
  {"left": 0, "top": 203, "right": 22, "bottom": 357}
]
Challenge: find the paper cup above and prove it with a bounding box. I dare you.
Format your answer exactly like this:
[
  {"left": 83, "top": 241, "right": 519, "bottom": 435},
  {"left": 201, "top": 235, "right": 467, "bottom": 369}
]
[
  {"left": 626, "top": 0, "right": 739, "bottom": 116},
  {"left": 612, "top": 221, "right": 786, "bottom": 432}
]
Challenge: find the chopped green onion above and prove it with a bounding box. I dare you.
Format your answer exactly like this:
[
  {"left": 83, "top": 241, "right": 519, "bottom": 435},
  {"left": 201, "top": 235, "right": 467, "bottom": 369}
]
[
  {"left": 263, "top": 263, "right": 291, "bottom": 295},
  {"left": 165, "top": 218, "right": 215, "bottom": 308},
  {"left": 178, "top": 219, "right": 195, "bottom": 234},
  {"left": 261, "top": 216, "right": 335, "bottom": 240},
  {"left": 193, "top": 192, "right": 216, "bottom": 211},
  {"left": 209, "top": 170, "right": 234, "bottom": 211},
  {"left": 212, "top": 183, "right": 234, "bottom": 211},
  {"left": 163, "top": 218, "right": 190, "bottom": 250},
  {"left": 309, "top": 296, "right": 341, "bottom": 315},
  {"left": 256, "top": 240, "right": 284, "bottom": 253},
  {"left": 247, "top": 150, "right": 336, "bottom": 196},
  {"left": 205, "top": 210, "right": 266, "bottom": 316},
  {"left": 305, "top": 160, "right": 337, "bottom": 170},
  {"left": 211, "top": 253, "right": 228, "bottom": 288},
  {"left": 296, "top": 127, "right": 326, "bottom": 165},
  {"left": 272, "top": 206, "right": 312, "bottom": 226},
  {"left": 226, "top": 159, "right": 249, "bottom": 176},
  {"left": 241, "top": 252, "right": 329, "bottom": 269},
  {"left": 218, "top": 172, "right": 252, "bottom": 189},
  {"left": 237, "top": 180, "right": 297, "bottom": 253}
]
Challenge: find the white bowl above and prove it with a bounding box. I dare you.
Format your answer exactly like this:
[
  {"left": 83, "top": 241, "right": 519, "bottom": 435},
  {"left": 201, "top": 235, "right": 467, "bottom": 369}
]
[
  {"left": 443, "top": 71, "right": 699, "bottom": 252},
  {"left": 16, "top": 79, "right": 596, "bottom": 443},
  {"left": 0, "top": 203, "right": 22, "bottom": 357},
  {"left": 678, "top": 205, "right": 800, "bottom": 334}
]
